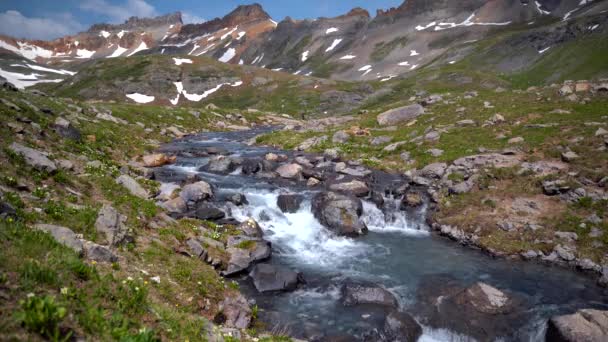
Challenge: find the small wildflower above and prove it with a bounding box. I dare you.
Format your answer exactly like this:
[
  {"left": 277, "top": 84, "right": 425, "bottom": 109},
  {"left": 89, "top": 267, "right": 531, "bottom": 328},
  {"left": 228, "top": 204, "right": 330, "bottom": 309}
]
[
  {"left": 127, "top": 276, "right": 133, "bottom": 281},
  {"left": 60, "top": 287, "right": 68, "bottom": 295},
  {"left": 26, "top": 292, "right": 35, "bottom": 298},
  {"left": 135, "top": 287, "right": 140, "bottom": 292},
  {"left": 91, "top": 260, "right": 97, "bottom": 265},
  {"left": 151, "top": 276, "right": 160, "bottom": 284}
]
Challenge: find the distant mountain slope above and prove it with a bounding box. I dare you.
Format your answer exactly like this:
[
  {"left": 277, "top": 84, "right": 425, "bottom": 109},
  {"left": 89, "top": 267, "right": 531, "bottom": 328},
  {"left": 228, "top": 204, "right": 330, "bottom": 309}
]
[{"left": 0, "top": 0, "right": 606, "bottom": 84}]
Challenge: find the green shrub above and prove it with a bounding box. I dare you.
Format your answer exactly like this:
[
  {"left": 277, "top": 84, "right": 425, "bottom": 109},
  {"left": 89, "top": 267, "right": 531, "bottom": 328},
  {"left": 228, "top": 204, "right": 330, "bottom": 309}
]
[
  {"left": 117, "top": 279, "right": 148, "bottom": 315},
  {"left": 16, "top": 295, "right": 69, "bottom": 340},
  {"left": 20, "top": 259, "right": 58, "bottom": 287}
]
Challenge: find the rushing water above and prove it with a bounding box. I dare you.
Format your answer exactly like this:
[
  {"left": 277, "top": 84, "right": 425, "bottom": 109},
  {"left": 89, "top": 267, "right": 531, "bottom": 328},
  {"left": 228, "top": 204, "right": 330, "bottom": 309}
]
[{"left": 155, "top": 129, "right": 608, "bottom": 341}]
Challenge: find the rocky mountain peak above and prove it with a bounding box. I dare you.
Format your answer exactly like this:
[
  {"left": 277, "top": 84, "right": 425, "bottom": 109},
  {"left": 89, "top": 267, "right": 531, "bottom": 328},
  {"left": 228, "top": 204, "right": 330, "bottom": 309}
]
[
  {"left": 342, "top": 7, "right": 371, "bottom": 19},
  {"left": 224, "top": 3, "right": 271, "bottom": 25},
  {"left": 88, "top": 12, "right": 183, "bottom": 32}
]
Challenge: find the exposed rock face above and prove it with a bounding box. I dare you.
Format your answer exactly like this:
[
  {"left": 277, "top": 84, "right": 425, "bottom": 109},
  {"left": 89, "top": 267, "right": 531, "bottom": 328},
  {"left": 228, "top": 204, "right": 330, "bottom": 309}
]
[
  {"left": 33, "top": 224, "right": 84, "bottom": 256},
  {"left": 53, "top": 117, "right": 81, "bottom": 141},
  {"left": 195, "top": 204, "right": 226, "bottom": 221},
  {"left": 249, "top": 263, "right": 302, "bottom": 293},
  {"left": 217, "top": 293, "right": 252, "bottom": 329},
  {"left": 311, "top": 192, "right": 368, "bottom": 236},
  {"left": 83, "top": 241, "right": 118, "bottom": 263},
  {"left": 341, "top": 282, "right": 399, "bottom": 308},
  {"left": 9, "top": 143, "right": 57, "bottom": 173},
  {"left": 95, "top": 205, "right": 128, "bottom": 246},
  {"left": 116, "top": 175, "right": 149, "bottom": 198},
  {"left": 222, "top": 239, "right": 271, "bottom": 276},
  {"left": 377, "top": 104, "right": 425, "bottom": 126},
  {"left": 546, "top": 309, "right": 608, "bottom": 342}
]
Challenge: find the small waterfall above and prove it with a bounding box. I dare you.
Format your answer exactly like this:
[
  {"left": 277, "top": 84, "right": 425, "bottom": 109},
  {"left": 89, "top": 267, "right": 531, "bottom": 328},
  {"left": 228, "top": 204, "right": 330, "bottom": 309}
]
[{"left": 361, "top": 196, "right": 430, "bottom": 235}]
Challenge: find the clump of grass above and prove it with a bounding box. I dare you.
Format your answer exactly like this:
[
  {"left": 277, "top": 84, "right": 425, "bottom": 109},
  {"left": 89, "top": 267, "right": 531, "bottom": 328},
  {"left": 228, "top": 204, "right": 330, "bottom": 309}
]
[{"left": 16, "top": 295, "right": 70, "bottom": 340}]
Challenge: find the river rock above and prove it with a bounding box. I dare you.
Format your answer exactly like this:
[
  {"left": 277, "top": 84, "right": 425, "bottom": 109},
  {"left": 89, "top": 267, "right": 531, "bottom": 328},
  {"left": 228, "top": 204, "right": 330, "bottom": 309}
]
[
  {"left": 332, "top": 130, "right": 350, "bottom": 144},
  {"left": 237, "top": 218, "right": 264, "bottom": 238},
  {"left": 420, "top": 163, "right": 447, "bottom": 179},
  {"left": 340, "top": 282, "right": 399, "bottom": 308},
  {"left": 161, "top": 197, "right": 187, "bottom": 214},
  {"left": 204, "top": 156, "right": 236, "bottom": 174},
  {"left": 329, "top": 180, "right": 370, "bottom": 197},
  {"left": 195, "top": 204, "right": 225, "bottom": 221},
  {"left": 546, "top": 309, "right": 608, "bottom": 342},
  {"left": 249, "top": 263, "right": 302, "bottom": 293},
  {"left": 142, "top": 153, "right": 176, "bottom": 167},
  {"left": 95, "top": 205, "right": 129, "bottom": 246},
  {"left": 222, "top": 239, "right": 271, "bottom": 276},
  {"left": 9, "top": 142, "right": 57, "bottom": 173},
  {"left": 241, "top": 158, "right": 263, "bottom": 175},
  {"left": 180, "top": 181, "right": 213, "bottom": 204},
  {"left": 377, "top": 104, "right": 425, "bottom": 126},
  {"left": 276, "top": 163, "right": 302, "bottom": 179},
  {"left": 116, "top": 175, "right": 149, "bottom": 198},
  {"left": 277, "top": 194, "right": 304, "bottom": 213},
  {"left": 33, "top": 224, "right": 83, "bottom": 256},
  {"left": 311, "top": 192, "right": 368, "bottom": 236},
  {"left": 217, "top": 293, "right": 252, "bottom": 329},
  {"left": 383, "top": 310, "right": 423, "bottom": 342}
]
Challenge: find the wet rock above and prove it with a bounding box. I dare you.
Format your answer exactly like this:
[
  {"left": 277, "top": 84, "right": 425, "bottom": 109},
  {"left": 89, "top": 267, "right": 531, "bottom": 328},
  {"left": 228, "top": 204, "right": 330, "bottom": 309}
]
[
  {"left": 180, "top": 181, "right": 213, "bottom": 205},
  {"left": 249, "top": 263, "right": 302, "bottom": 293},
  {"left": 204, "top": 156, "right": 236, "bottom": 174},
  {"left": 237, "top": 218, "right": 264, "bottom": 238},
  {"left": 217, "top": 293, "right": 252, "bottom": 329},
  {"left": 83, "top": 241, "right": 118, "bottom": 263},
  {"left": 341, "top": 282, "right": 399, "bottom": 308},
  {"left": 241, "top": 158, "right": 263, "bottom": 175},
  {"left": 383, "top": 310, "right": 423, "bottom": 342},
  {"left": 554, "top": 245, "right": 576, "bottom": 261},
  {"left": 329, "top": 180, "right": 370, "bottom": 197},
  {"left": 401, "top": 191, "right": 423, "bottom": 208},
  {"left": 277, "top": 194, "right": 304, "bottom": 213},
  {"left": 377, "top": 104, "right": 425, "bottom": 126},
  {"left": 307, "top": 177, "right": 321, "bottom": 187},
  {"left": 546, "top": 309, "right": 608, "bottom": 342},
  {"left": 311, "top": 192, "right": 368, "bottom": 237},
  {"left": 195, "top": 204, "right": 225, "bottom": 221},
  {"left": 229, "top": 193, "right": 248, "bottom": 206},
  {"left": 95, "top": 205, "right": 128, "bottom": 246},
  {"left": 33, "top": 224, "right": 83, "bottom": 256},
  {"left": 142, "top": 153, "right": 176, "bottom": 167},
  {"left": 265, "top": 153, "right": 280, "bottom": 162},
  {"left": 276, "top": 163, "right": 302, "bottom": 179},
  {"left": 295, "top": 156, "right": 314, "bottom": 169},
  {"left": 53, "top": 117, "right": 81, "bottom": 141},
  {"left": 116, "top": 175, "right": 149, "bottom": 198},
  {"left": 9, "top": 142, "right": 56, "bottom": 173}
]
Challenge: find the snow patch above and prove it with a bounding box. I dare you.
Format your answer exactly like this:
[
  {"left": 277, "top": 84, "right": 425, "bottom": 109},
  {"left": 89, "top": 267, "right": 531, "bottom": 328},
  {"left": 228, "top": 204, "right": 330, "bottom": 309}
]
[
  {"left": 218, "top": 48, "right": 236, "bottom": 63},
  {"left": 221, "top": 27, "right": 238, "bottom": 40},
  {"left": 340, "top": 54, "right": 356, "bottom": 60},
  {"left": 126, "top": 93, "right": 155, "bottom": 104},
  {"left": 237, "top": 31, "right": 246, "bottom": 40},
  {"left": 170, "top": 82, "right": 183, "bottom": 105},
  {"left": 99, "top": 30, "right": 111, "bottom": 38},
  {"left": 535, "top": 1, "right": 550, "bottom": 15},
  {"left": 117, "top": 30, "right": 128, "bottom": 39},
  {"left": 238, "top": 59, "right": 244, "bottom": 65},
  {"left": 0, "top": 40, "right": 54, "bottom": 60},
  {"left": 127, "top": 42, "right": 148, "bottom": 57},
  {"left": 107, "top": 46, "right": 128, "bottom": 58},
  {"left": 182, "top": 80, "right": 243, "bottom": 102},
  {"left": 358, "top": 65, "right": 372, "bottom": 71},
  {"left": 173, "top": 58, "right": 193, "bottom": 66},
  {"left": 326, "top": 27, "right": 339, "bottom": 34},
  {"left": 12, "top": 63, "right": 76, "bottom": 76},
  {"left": 410, "top": 50, "right": 419, "bottom": 56},
  {"left": 398, "top": 61, "right": 410, "bottom": 66},
  {"left": 416, "top": 13, "right": 511, "bottom": 32},
  {"left": 301, "top": 50, "right": 310, "bottom": 62},
  {"left": 325, "top": 38, "right": 343, "bottom": 52},
  {"left": 271, "top": 68, "right": 283, "bottom": 71},
  {"left": 380, "top": 75, "right": 396, "bottom": 82},
  {"left": 538, "top": 46, "right": 551, "bottom": 54},
  {"left": 0, "top": 68, "right": 62, "bottom": 89},
  {"left": 76, "top": 49, "right": 95, "bottom": 59}
]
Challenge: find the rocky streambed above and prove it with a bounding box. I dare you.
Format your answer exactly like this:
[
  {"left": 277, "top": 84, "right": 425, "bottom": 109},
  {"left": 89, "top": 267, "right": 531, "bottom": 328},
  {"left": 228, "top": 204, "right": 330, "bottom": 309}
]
[{"left": 149, "top": 128, "right": 608, "bottom": 341}]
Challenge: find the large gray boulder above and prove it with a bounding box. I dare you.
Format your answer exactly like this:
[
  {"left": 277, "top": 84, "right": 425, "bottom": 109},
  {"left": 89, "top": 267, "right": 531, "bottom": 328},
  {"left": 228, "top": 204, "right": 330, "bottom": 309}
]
[
  {"left": 180, "top": 181, "right": 213, "bottom": 204},
  {"left": 116, "top": 175, "right": 149, "bottom": 199},
  {"left": 53, "top": 117, "right": 81, "bottom": 141},
  {"left": 546, "top": 309, "right": 608, "bottom": 342},
  {"left": 277, "top": 194, "right": 304, "bottom": 213},
  {"left": 204, "top": 156, "right": 236, "bottom": 174},
  {"left": 311, "top": 192, "right": 368, "bottom": 237},
  {"left": 9, "top": 143, "right": 57, "bottom": 173},
  {"left": 249, "top": 263, "right": 302, "bottom": 293},
  {"left": 83, "top": 241, "right": 118, "bottom": 263},
  {"left": 383, "top": 310, "right": 423, "bottom": 342},
  {"left": 377, "top": 104, "right": 425, "bottom": 126},
  {"left": 33, "top": 224, "right": 83, "bottom": 255},
  {"left": 95, "top": 205, "right": 128, "bottom": 246},
  {"left": 222, "top": 238, "right": 272, "bottom": 277},
  {"left": 275, "top": 163, "right": 302, "bottom": 179},
  {"left": 341, "top": 282, "right": 399, "bottom": 308}
]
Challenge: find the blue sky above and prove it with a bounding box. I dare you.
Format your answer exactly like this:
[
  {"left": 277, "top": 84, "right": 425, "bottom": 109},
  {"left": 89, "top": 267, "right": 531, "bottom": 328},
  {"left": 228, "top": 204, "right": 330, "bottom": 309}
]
[{"left": 0, "top": 0, "right": 404, "bottom": 40}]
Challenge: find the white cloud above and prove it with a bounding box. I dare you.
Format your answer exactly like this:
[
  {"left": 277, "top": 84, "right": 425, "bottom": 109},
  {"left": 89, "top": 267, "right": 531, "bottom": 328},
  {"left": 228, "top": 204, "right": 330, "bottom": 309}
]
[
  {"left": 182, "top": 12, "right": 205, "bottom": 25},
  {"left": 80, "top": 0, "right": 157, "bottom": 23},
  {"left": 0, "top": 10, "right": 84, "bottom": 40}
]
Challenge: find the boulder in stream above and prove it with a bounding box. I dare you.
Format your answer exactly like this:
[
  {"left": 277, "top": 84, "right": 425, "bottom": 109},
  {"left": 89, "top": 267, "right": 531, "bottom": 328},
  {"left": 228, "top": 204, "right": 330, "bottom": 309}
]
[
  {"left": 340, "top": 282, "right": 399, "bottom": 309},
  {"left": 311, "top": 192, "right": 368, "bottom": 237},
  {"left": 277, "top": 194, "right": 304, "bottom": 213},
  {"left": 249, "top": 263, "right": 303, "bottom": 293},
  {"left": 546, "top": 309, "right": 608, "bottom": 342},
  {"left": 383, "top": 310, "right": 423, "bottom": 342}
]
